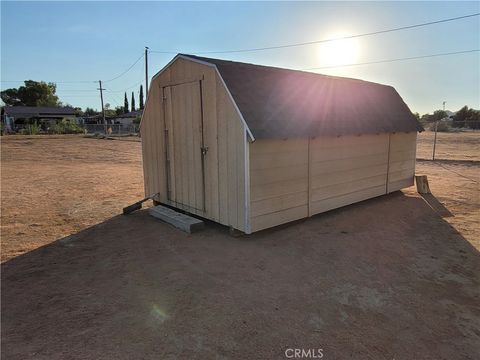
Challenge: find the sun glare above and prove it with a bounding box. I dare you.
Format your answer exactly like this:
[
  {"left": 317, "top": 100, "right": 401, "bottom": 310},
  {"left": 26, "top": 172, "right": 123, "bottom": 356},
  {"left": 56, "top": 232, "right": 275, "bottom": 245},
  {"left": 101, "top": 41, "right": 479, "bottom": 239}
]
[{"left": 317, "top": 33, "right": 360, "bottom": 68}]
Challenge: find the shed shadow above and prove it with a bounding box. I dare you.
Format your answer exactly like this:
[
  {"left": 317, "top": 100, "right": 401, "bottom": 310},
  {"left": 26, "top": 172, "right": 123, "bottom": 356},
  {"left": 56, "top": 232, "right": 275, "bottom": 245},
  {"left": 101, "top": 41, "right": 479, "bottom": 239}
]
[
  {"left": 1, "top": 192, "right": 479, "bottom": 359},
  {"left": 421, "top": 193, "right": 454, "bottom": 217}
]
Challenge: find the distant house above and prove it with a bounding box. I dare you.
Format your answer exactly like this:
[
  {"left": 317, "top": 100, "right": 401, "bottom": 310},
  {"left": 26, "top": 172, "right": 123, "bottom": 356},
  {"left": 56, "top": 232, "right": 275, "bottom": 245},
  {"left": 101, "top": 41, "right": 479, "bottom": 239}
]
[
  {"left": 112, "top": 110, "right": 143, "bottom": 126},
  {"left": 2, "top": 106, "right": 77, "bottom": 131}
]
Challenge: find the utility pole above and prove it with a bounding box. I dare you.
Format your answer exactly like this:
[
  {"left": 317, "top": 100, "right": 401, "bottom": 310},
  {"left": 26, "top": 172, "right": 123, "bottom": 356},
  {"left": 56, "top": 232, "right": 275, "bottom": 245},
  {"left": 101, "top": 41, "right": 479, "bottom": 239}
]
[
  {"left": 145, "top": 46, "right": 149, "bottom": 97},
  {"left": 432, "top": 100, "right": 446, "bottom": 161},
  {"left": 98, "top": 80, "right": 107, "bottom": 134}
]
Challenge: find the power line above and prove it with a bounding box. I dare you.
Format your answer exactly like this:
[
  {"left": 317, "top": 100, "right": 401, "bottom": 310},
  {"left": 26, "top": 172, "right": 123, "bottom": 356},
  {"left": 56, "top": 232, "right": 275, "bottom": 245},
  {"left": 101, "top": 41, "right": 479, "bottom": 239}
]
[
  {"left": 150, "top": 13, "right": 480, "bottom": 55},
  {"left": 302, "top": 49, "right": 480, "bottom": 70},
  {"left": 104, "top": 91, "right": 123, "bottom": 108},
  {"left": 0, "top": 79, "right": 96, "bottom": 84},
  {"left": 1, "top": 13, "right": 478, "bottom": 98},
  {"left": 109, "top": 79, "right": 144, "bottom": 92},
  {"left": 56, "top": 89, "right": 98, "bottom": 92},
  {"left": 1, "top": 53, "right": 145, "bottom": 84},
  {"left": 103, "top": 53, "right": 144, "bottom": 83}
]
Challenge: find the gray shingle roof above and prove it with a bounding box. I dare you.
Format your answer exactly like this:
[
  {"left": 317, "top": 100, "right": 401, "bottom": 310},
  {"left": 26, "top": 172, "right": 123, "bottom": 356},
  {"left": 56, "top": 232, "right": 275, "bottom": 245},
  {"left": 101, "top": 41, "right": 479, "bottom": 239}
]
[
  {"left": 3, "top": 106, "right": 76, "bottom": 117},
  {"left": 182, "top": 54, "right": 422, "bottom": 138}
]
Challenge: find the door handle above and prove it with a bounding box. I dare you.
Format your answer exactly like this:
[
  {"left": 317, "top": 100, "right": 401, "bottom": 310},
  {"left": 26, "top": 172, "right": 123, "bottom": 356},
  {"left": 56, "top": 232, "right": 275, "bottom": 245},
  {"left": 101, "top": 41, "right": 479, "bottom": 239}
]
[{"left": 201, "top": 146, "right": 209, "bottom": 155}]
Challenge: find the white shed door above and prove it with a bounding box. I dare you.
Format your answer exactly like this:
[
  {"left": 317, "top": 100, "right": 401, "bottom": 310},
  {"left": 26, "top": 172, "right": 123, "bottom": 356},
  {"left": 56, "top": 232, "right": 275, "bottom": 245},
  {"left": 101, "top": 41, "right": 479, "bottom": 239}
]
[{"left": 163, "top": 80, "right": 206, "bottom": 214}]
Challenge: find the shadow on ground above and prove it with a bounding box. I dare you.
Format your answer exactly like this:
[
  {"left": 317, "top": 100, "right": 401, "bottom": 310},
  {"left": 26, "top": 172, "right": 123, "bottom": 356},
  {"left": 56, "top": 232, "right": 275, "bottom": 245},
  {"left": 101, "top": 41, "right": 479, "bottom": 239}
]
[
  {"left": 421, "top": 193, "right": 454, "bottom": 218},
  {"left": 2, "top": 192, "right": 479, "bottom": 360}
]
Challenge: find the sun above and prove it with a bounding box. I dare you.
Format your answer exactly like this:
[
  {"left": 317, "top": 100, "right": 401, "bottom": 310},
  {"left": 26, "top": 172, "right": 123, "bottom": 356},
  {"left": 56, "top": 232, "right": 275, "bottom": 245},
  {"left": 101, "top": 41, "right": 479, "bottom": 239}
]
[{"left": 317, "top": 33, "right": 360, "bottom": 67}]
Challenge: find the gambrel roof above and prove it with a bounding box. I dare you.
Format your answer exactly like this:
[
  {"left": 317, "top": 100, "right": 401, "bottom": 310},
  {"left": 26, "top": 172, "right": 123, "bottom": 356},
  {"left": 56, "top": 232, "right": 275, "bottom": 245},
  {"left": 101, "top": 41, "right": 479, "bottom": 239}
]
[{"left": 181, "top": 54, "right": 423, "bottom": 139}]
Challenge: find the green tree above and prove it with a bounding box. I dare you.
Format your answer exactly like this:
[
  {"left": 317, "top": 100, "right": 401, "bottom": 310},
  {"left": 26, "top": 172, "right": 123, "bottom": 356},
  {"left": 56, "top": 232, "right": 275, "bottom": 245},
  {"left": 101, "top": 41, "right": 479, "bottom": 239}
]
[
  {"left": 452, "top": 106, "right": 469, "bottom": 128},
  {"left": 465, "top": 107, "right": 479, "bottom": 129},
  {"left": 139, "top": 85, "right": 144, "bottom": 110},
  {"left": 103, "top": 103, "right": 116, "bottom": 118},
  {"left": 124, "top": 92, "right": 129, "bottom": 113},
  {"left": 84, "top": 107, "right": 98, "bottom": 116},
  {"left": 131, "top": 91, "right": 135, "bottom": 112},
  {"left": 1, "top": 80, "right": 60, "bottom": 106},
  {"left": 432, "top": 110, "right": 447, "bottom": 122},
  {"left": 115, "top": 106, "right": 124, "bottom": 116}
]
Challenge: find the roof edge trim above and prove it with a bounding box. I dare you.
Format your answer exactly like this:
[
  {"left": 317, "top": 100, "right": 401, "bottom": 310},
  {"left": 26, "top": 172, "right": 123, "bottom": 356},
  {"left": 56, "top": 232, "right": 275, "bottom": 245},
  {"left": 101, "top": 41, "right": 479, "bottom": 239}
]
[
  {"left": 142, "top": 54, "right": 256, "bottom": 142},
  {"left": 140, "top": 54, "right": 183, "bottom": 129},
  {"left": 177, "top": 54, "right": 255, "bottom": 142}
]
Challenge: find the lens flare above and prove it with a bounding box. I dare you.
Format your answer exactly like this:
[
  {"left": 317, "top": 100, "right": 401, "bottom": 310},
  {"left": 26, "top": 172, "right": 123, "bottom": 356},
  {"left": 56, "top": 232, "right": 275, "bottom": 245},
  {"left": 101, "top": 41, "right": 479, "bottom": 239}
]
[
  {"left": 150, "top": 304, "right": 169, "bottom": 322},
  {"left": 317, "top": 33, "right": 360, "bottom": 67}
]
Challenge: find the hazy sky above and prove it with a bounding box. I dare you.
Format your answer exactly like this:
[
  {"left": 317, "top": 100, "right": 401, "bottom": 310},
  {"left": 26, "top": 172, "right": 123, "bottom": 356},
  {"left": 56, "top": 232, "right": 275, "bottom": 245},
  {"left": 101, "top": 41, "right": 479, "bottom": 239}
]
[{"left": 1, "top": 1, "right": 479, "bottom": 114}]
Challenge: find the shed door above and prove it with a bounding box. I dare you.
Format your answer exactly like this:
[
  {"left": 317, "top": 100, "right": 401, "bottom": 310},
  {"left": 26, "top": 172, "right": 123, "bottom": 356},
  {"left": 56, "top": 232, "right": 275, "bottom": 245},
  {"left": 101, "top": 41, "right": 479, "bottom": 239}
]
[{"left": 163, "top": 81, "right": 206, "bottom": 213}]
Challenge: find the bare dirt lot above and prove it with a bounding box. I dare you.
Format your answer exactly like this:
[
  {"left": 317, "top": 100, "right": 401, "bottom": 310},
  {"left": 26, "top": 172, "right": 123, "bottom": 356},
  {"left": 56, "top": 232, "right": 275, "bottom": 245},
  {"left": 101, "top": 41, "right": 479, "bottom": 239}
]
[
  {"left": 416, "top": 130, "right": 480, "bottom": 162},
  {"left": 1, "top": 135, "right": 144, "bottom": 262},
  {"left": 1, "top": 134, "right": 479, "bottom": 359}
]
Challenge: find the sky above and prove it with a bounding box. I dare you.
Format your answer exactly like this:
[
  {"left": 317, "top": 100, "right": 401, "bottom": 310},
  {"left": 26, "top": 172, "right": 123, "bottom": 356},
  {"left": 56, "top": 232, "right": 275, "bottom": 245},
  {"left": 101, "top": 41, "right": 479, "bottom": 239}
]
[{"left": 1, "top": 1, "right": 479, "bottom": 114}]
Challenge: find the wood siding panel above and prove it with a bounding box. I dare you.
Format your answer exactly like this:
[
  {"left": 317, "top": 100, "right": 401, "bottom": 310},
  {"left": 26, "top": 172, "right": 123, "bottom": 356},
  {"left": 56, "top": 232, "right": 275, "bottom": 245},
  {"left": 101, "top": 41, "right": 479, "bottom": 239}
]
[
  {"left": 310, "top": 174, "right": 387, "bottom": 203},
  {"left": 215, "top": 73, "right": 246, "bottom": 231},
  {"left": 249, "top": 139, "right": 308, "bottom": 232},
  {"left": 141, "top": 68, "right": 168, "bottom": 202},
  {"left": 251, "top": 205, "right": 308, "bottom": 232},
  {"left": 251, "top": 191, "right": 308, "bottom": 217},
  {"left": 389, "top": 149, "right": 416, "bottom": 162},
  {"left": 309, "top": 134, "right": 389, "bottom": 217},
  {"left": 251, "top": 164, "right": 308, "bottom": 186},
  {"left": 310, "top": 163, "right": 388, "bottom": 189},
  {"left": 310, "top": 185, "right": 386, "bottom": 215},
  {"left": 251, "top": 178, "right": 308, "bottom": 202},
  {"left": 310, "top": 153, "right": 388, "bottom": 176},
  {"left": 251, "top": 150, "right": 308, "bottom": 170},
  {"left": 310, "top": 134, "right": 388, "bottom": 149},
  {"left": 142, "top": 57, "right": 246, "bottom": 231},
  {"left": 387, "top": 132, "right": 416, "bottom": 193},
  {"left": 310, "top": 137, "right": 389, "bottom": 162}
]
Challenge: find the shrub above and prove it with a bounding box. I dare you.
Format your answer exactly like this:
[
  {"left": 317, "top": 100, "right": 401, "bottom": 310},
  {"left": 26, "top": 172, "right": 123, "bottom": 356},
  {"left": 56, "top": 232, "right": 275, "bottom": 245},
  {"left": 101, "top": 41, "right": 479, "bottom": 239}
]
[
  {"left": 20, "top": 122, "right": 41, "bottom": 135},
  {"left": 49, "top": 119, "right": 83, "bottom": 134},
  {"left": 429, "top": 121, "right": 451, "bottom": 132}
]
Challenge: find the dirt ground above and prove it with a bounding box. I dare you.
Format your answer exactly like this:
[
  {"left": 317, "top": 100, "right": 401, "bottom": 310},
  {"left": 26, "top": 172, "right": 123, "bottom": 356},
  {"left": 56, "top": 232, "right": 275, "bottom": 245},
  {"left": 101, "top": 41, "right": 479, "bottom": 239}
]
[
  {"left": 416, "top": 130, "right": 480, "bottom": 161},
  {"left": 1, "top": 135, "right": 144, "bottom": 262},
  {"left": 1, "top": 134, "right": 479, "bottom": 359}
]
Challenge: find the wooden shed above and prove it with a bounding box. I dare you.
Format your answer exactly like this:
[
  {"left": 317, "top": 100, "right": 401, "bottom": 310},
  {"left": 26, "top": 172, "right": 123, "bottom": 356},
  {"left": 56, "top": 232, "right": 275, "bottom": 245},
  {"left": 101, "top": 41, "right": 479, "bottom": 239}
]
[{"left": 141, "top": 54, "right": 422, "bottom": 234}]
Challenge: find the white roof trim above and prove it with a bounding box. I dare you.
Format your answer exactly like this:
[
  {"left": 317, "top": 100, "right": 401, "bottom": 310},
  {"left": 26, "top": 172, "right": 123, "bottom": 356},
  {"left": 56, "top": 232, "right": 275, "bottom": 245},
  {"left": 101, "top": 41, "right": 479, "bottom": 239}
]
[
  {"left": 178, "top": 55, "right": 255, "bottom": 142},
  {"left": 213, "top": 65, "right": 255, "bottom": 142},
  {"left": 139, "top": 54, "right": 183, "bottom": 129},
  {"left": 143, "top": 54, "right": 255, "bottom": 142}
]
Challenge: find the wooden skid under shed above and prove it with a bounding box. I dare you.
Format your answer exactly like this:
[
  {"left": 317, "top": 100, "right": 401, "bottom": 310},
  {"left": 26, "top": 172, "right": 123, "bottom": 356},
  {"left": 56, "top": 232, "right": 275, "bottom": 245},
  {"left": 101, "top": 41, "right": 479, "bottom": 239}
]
[{"left": 149, "top": 205, "right": 204, "bottom": 233}]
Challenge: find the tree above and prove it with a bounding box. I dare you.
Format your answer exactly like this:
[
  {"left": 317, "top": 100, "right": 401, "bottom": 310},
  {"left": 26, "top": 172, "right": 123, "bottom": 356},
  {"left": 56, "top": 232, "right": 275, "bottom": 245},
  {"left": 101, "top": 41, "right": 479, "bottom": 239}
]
[
  {"left": 115, "top": 106, "right": 124, "bottom": 116},
  {"left": 131, "top": 91, "right": 135, "bottom": 112},
  {"left": 139, "top": 85, "right": 144, "bottom": 110},
  {"left": 467, "top": 109, "right": 479, "bottom": 129},
  {"left": 420, "top": 110, "right": 447, "bottom": 125},
  {"left": 452, "top": 106, "right": 469, "bottom": 128},
  {"left": 84, "top": 107, "right": 98, "bottom": 116},
  {"left": 124, "top": 92, "right": 129, "bottom": 113},
  {"left": 453, "top": 106, "right": 480, "bottom": 129},
  {"left": 1, "top": 80, "right": 60, "bottom": 106},
  {"left": 432, "top": 110, "right": 447, "bottom": 122}
]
